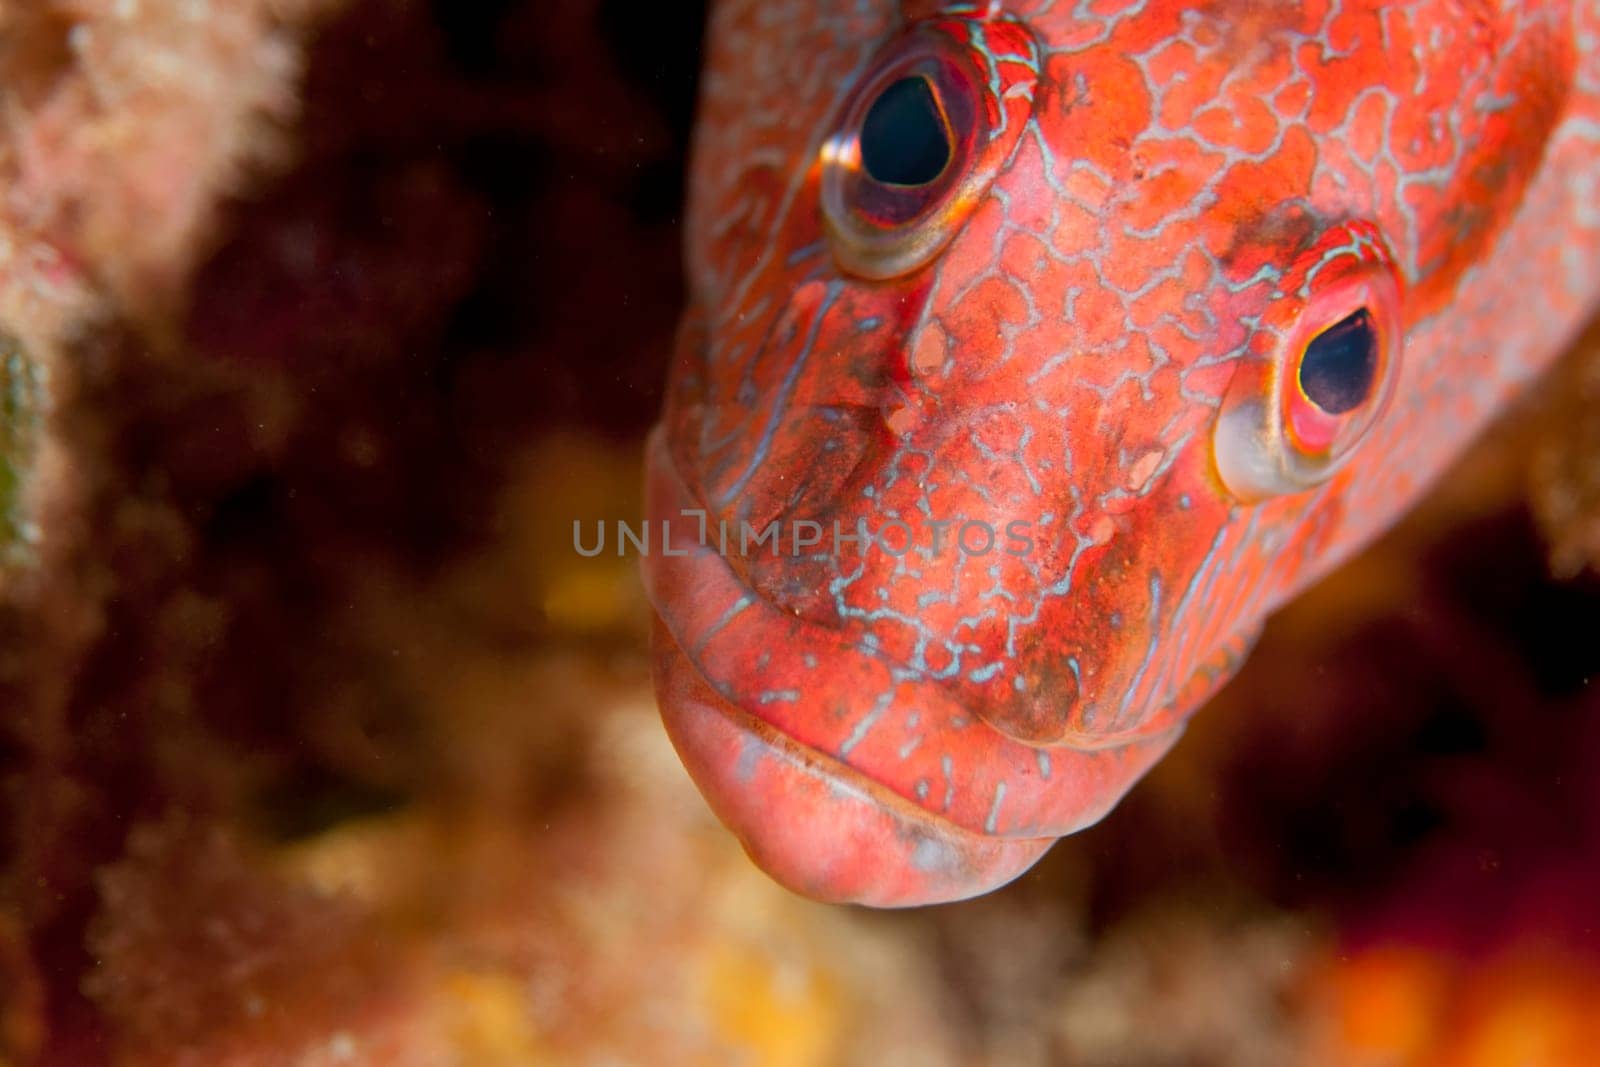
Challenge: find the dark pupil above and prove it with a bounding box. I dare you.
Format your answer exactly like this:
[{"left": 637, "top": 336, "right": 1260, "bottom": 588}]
[
  {"left": 859, "top": 76, "right": 951, "bottom": 187},
  {"left": 1299, "top": 307, "right": 1378, "bottom": 415}
]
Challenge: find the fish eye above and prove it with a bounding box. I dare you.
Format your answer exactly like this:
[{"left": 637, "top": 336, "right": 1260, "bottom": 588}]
[
  {"left": 859, "top": 76, "right": 952, "bottom": 187},
  {"left": 820, "top": 18, "right": 1039, "bottom": 280},
  {"left": 1213, "top": 221, "right": 1405, "bottom": 502},
  {"left": 1298, "top": 308, "right": 1378, "bottom": 416}
]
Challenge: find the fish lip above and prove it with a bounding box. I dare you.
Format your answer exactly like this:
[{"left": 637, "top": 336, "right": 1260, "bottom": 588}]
[{"left": 650, "top": 613, "right": 1056, "bottom": 906}]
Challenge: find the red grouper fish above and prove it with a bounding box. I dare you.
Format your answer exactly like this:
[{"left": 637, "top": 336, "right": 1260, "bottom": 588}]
[{"left": 641, "top": 0, "right": 1600, "bottom": 906}]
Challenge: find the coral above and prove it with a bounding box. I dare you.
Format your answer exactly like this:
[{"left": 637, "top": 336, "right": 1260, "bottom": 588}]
[
  {"left": 1, "top": 0, "right": 338, "bottom": 321},
  {"left": 85, "top": 814, "right": 438, "bottom": 1067},
  {"left": 0, "top": 0, "right": 355, "bottom": 1060},
  {"left": 0, "top": 0, "right": 342, "bottom": 575}
]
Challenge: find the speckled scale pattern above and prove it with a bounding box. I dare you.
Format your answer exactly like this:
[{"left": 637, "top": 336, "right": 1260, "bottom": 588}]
[{"left": 644, "top": 0, "right": 1600, "bottom": 905}]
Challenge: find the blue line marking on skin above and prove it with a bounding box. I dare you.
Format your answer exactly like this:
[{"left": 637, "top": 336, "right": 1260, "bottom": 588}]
[
  {"left": 786, "top": 239, "right": 826, "bottom": 266},
  {"left": 838, "top": 690, "right": 894, "bottom": 757},
  {"left": 984, "top": 781, "right": 1007, "bottom": 834},
  {"left": 691, "top": 596, "right": 753, "bottom": 657},
  {"left": 714, "top": 283, "right": 843, "bottom": 508},
  {"left": 734, "top": 738, "right": 761, "bottom": 783},
  {"left": 911, "top": 836, "right": 955, "bottom": 873},
  {"left": 967, "top": 662, "right": 1004, "bottom": 684},
  {"left": 1148, "top": 522, "right": 1232, "bottom": 710},
  {"left": 1116, "top": 574, "right": 1164, "bottom": 721}
]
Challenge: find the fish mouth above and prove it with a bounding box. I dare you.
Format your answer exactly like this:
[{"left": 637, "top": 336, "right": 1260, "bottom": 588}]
[
  {"left": 640, "top": 427, "right": 1181, "bottom": 907},
  {"left": 652, "top": 622, "right": 1054, "bottom": 906}
]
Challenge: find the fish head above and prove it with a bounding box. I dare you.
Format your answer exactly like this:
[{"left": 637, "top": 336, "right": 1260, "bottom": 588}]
[{"left": 644, "top": 0, "right": 1573, "bottom": 905}]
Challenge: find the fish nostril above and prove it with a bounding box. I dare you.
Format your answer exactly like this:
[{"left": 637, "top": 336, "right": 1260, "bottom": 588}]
[{"left": 882, "top": 399, "right": 919, "bottom": 436}]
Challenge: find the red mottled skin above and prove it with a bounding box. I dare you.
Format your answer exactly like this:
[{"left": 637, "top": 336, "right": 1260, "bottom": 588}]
[{"left": 643, "top": 0, "right": 1600, "bottom": 906}]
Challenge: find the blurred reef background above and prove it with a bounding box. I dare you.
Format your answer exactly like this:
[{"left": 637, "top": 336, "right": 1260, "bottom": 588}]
[{"left": 1, "top": 2, "right": 1599, "bottom": 1064}]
